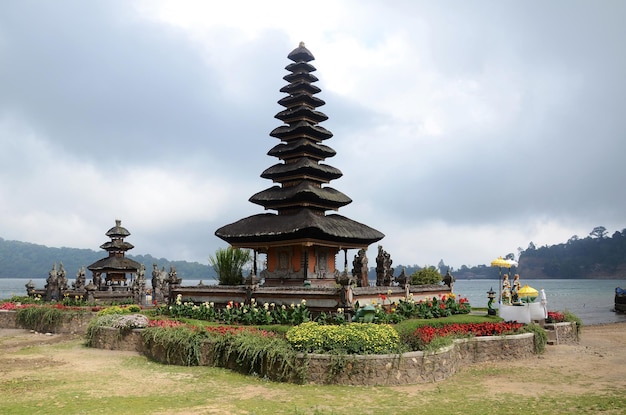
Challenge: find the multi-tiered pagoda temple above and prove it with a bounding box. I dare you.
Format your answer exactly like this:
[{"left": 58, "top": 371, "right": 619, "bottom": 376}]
[
  {"left": 216, "top": 43, "right": 384, "bottom": 287},
  {"left": 88, "top": 219, "right": 141, "bottom": 287}
]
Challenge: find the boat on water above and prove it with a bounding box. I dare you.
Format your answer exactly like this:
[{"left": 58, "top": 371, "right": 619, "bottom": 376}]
[{"left": 615, "top": 287, "right": 626, "bottom": 313}]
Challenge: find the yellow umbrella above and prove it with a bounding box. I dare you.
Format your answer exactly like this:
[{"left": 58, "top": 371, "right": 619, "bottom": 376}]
[
  {"left": 518, "top": 284, "right": 538, "bottom": 302},
  {"left": 490, "top": 257, "right": 511, "bottom": 268},
  {"left": 491, "top": 257, "right": 516, "bottom": 304}
]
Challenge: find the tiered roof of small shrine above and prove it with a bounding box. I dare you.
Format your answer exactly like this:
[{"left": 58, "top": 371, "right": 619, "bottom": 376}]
[
  {"left": 216, "top": 43, "right": 384, "bottom": 249},
  {"left": 87, "top": 219, "right": 141, "bottom": 272}
]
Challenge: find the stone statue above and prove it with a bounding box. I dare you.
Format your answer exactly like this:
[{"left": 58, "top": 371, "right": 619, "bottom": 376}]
[
  {"left": 45, "top": 263, "right": 59, "bottom": 301},
  {"left": 151, "top": 264, "right": 168, "bottom": 304},
  {"left": 132, "top": 264, "right": 147, "bottom": 305},
  {"left": 442, "top": 269, "right": 455, "bottom": 289},
  {"left": 375, "top": 246, "right": 394, "bottom": 286},
  {"left": 57, "top": 262, "right": 68, "bottom": 291},
  {"left": 512, "top": 274, "right": 521, "bottom": 303},
  {"left": 73, "top": 267, "right": 86, "bottom": 291},
  {"left": 352, "top": 248, "right": 369, "bottom": 287},
  {"left": 93, "top": 272, "right": 102, "bottom": 289},
  {"left": 395, "top": 268, "right": 408, "bottom": 286},
  {"left": 502, "top": 274, "right": 512, "bottom": 305}
]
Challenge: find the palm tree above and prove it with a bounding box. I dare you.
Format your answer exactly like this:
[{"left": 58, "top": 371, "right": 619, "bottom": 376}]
[{"left": 209, "top": 247, "right": 251, "bottom": 285}]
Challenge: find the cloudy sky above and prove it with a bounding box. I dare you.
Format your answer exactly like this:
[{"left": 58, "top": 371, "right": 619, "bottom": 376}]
[{"left": 1, "top": 0, "right": 624, "bottom": 271}]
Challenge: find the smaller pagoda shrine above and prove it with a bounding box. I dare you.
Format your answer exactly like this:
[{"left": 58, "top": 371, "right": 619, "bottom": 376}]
[{"left": 87, "top": 219, "right": 141, "bottom": 289}]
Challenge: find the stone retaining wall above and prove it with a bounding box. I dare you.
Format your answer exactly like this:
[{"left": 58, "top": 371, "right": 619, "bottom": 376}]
[
  {"left": 302, "top": 333, "right": 535, "bottom": 385},
  {"left": 0, "top": 310, "right": 93, "bottom": 334},
  {"left": 0, "top": 310, "right": 564, "bottom": 386},
  {"left": 0, "top": 310, "right": 17, "bottom": 328},
  {"left": 545, "top": 322, "right": 579, "bottom": 344},
  {"left": 87, "top": 326, "right": 536, "bottom": 386}
]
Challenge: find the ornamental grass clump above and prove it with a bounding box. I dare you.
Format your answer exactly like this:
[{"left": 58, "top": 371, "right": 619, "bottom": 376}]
[
  {"left": 286, "top": 322, "right": 401, "bottom": 354},
  {"left": 15, "top": 305, "right": 64, "bottom": 332}
]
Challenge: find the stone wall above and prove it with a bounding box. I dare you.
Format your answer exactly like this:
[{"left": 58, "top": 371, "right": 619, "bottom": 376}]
[
  {"left": 87, "top": 326, "right": 145, "bottom": 352},
  {"left": 301, "top": 333, "right": 535, "bottom": 385},
  {"left": 0, "top": 310, "right": 93, "bottom": 334},
  {"left": 0, "top": 310, "right": 547, "bottom": 386},
  {"left": 0, "top": 310, "right": 17, "bottom": 328},
  {"left": 545, "top": 322, "right": 579, "bottom": 344},
  {"left": 85, "top": 326, "right": 536, "bottom": 386}
]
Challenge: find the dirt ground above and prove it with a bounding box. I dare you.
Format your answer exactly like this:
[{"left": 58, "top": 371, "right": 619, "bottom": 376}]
[{"left": 1, "top": 323, "right": 625, "bottom": 397}]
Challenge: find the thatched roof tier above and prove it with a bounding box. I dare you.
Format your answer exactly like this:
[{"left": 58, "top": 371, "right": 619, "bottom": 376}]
[
  {"left": 106, "top": 219, "right": 130, "bottom": 238},
  {"left": 274, "top": 106, "right": 328, "bottom": 124},
  {"left": 267, "top": 139, "right": 336, "bottom": 160},
  {"left": 283, "top": 71, "right": 319, "bottom": 84},
  {"left": 99, "top": 240, "right": 135, "bottom": 251},
  {"left": 270, "top": 121, "right": 333, "bottom": 141},
  {"left": 261, "top": 159, "right": 342, "bottom": 183},
  {"left": 287, "top": 42, "right": 315, "bottom": 62},
  {"left": 285, "top": 61, "right": 316, "bottom": 74},
  {"left": 215, "top": 209, "right": 384, "bottom": 249},
  {"left": 277, "top": 93, "right": 326, "bottom": 109},
  {"left": 87, "top": 256, "right": 141, "bottom": 272},
  {"left": 249, "top": 183, "right": 351, "bottom": 210},
  {"left": 280, "top": 81, "right": 321, "bottom": 95}
]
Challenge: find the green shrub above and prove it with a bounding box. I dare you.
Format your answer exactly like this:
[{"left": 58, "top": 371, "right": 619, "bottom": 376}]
[
  {"left": 410, "top": 266, "right": 441, "bottom": 285},
  {"left": 7, "top": 295, "right": 41, "bottom": 305},
  {"left": 286, "top": 322, "right": 401, "bottom": 354},
  {"left": 96, "top": 305, "right": 141, "bottom": 316}
]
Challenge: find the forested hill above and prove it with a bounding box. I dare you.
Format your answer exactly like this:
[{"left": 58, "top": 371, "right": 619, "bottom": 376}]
[
  {"left": 396, "top": 226, "right": 626, "bottom": 280},
  {"left": 517, "top": 227, "right": 626, "bottom": 279},
  {"left": 0, "top": 237, "right": 215, "bottom": 280}
]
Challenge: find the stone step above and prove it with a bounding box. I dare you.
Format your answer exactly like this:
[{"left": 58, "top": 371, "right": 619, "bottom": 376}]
[{"left": 546, "top": 328, "right": 558, "bottom": 345}]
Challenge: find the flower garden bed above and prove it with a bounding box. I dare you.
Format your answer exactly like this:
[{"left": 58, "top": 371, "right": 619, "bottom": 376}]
[
  {"left": 85, "top": 324, "right": 536, "bottom": 385},
  {"left": 0, "top": 296, "right": 578, "bottom": 386}
]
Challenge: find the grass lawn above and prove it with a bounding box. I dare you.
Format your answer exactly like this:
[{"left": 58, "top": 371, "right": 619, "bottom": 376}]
[{"left": 2, "top": 334, "right": 625, "bottom": 415}]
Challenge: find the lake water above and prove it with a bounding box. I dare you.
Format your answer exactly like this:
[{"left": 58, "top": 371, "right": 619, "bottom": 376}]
[{"left": 2, "top": 278, "right": 625, "bottom": 326}]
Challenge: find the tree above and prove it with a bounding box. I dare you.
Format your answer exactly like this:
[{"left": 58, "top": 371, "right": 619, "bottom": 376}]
[
  {"left": 209, "top": 247, "right": 251, "bottom": 285},
  {"left": 410, "top": 266, "right": 441, "bottom": 285},
  {"left": 589, "top": 226, "right": 607, "bottom": 239}
]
